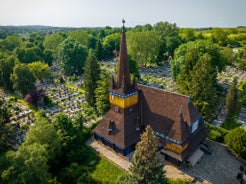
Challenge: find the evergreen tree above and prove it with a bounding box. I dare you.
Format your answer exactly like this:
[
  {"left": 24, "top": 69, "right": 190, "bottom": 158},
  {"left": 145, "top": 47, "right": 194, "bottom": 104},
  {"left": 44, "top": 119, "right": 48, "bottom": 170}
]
[
  {"left": 95, "top": 40, "right": 103, "bottom": 61},
  {"left": 95, "top": 72, "right": 110, "bottom": 115},
  {"left": 189, "top": 54, "right": 217, "bottom": 117},
  {"left": 225, "top": 77, "right": 238, "bottom": 117},
  {"left": 83, "top": 50, "right": 100, "bottom": 107},
  {"left": 130, "top": 125, "right": 166, "bottom": 184}
]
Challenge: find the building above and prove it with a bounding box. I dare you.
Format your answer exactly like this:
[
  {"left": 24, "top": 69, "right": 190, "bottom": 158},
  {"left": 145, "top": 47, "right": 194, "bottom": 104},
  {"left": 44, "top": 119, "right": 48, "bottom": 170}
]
[{"left": 94, "top": 21, "right": 209, "bottom": 165}]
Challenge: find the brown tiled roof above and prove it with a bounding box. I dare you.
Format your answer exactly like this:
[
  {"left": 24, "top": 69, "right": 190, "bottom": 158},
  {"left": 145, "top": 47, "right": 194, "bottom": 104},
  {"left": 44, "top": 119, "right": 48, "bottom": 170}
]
[
  {"left": 94, "top": 104, "right": 140, "bottom": 149},
  {"left": 168, "top": 109, "right": 189, "bottom": 143},
  {"left": 138, "top": 84, "right": 200, "bottom": 138}
]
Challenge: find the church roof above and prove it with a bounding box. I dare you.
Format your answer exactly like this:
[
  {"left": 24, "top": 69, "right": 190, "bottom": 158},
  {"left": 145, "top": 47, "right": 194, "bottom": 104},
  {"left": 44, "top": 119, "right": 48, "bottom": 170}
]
[{"left": 138, "top": 84, "right": 200, "bottom": 136}]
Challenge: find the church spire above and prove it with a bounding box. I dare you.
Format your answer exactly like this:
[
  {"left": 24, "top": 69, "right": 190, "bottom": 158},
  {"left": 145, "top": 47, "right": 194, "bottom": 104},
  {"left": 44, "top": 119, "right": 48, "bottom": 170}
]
[{"left": 117, "top": 19, "right": 131, "bottom": 91}]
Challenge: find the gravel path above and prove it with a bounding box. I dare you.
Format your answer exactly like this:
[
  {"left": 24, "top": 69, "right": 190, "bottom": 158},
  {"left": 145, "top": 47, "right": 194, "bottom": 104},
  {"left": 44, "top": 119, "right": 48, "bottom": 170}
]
[{"left": 181, "top": 140, "right": 242, "bottom": 184}]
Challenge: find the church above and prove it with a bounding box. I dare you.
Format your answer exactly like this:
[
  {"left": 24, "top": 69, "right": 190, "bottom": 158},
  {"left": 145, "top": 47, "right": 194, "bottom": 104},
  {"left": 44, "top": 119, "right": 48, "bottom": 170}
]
[{"left": 94, "top": 21, "right": 209, "bottom": 165}]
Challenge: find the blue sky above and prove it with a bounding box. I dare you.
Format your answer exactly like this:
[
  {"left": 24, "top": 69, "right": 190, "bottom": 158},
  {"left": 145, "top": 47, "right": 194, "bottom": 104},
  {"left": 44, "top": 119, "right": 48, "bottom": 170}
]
[{"left": 0, "top": 0, "right": 245, "bottom": 28}]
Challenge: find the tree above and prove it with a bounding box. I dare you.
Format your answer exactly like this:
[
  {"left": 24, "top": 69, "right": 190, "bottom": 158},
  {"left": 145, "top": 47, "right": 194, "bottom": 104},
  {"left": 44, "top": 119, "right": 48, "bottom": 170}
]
[
  {"left": 130, "top": 125, "right": 166, "bottom": 184},
  {"left": 127, "top": 31, "right": 162, "bottom": 67},
  {"left": 23, "top": 113, "right": 61, "bottom": 165},
  {"left": 58, "top": 38, "right": 88, "bottom": 75},
  {"left": 24, "top": 89, "right": 45, "bottom": 107},
  {"left": 0, "top": 35, "right": 22, "bottom": 52},
  {"left": 171, "top": 40, "right": 226, "bottom": 82},
  {"left": 102, "top": 33, "right": 121, "bottom": 59},
  {"left": 171, "top": 40, "right": 227, "bottom": 117},
  {"left": 1, "top": 143, "right": 51, "bottom": 184},
  {"left": 68, "top": 30, "right": 97, "bottom": 49},
  {"left": 95, "top": 40, "right": 103, "bottom": 61},
  {"left": 179, "top": 28, "right": 196, "bottom": 43},
  {"left": 238, "top": 48, "right": 246, "bottom": 71},
  {"left": 10, "top": 63, "right": 36, "bottom": 95},
  {"left": 43, "top": 32, "right": 66, "bottom": 58},
  {"left": 16, "top": 46, "right": 43, "bottom": 63},
  {"left": 225, "top": 127, "right": 246, "bottom": 159},
  {"left": 0, "top": 55, "right": 15, "bottom": 90},
  {"left": 129, "top": 55, "right": 140, "bottom": 79},
  {"left": 153, "top": 21, "right": 182, "bottom": 57},
  {"left": 210, "top": 28, "right": 229, "bottom": 46},
  {"left": 95, "top": 72, "right": 110, "bottom": 115},
  {"left": 28, "top": 61, "right": 51, "bottom": 81},
  {"left": 83, "top": 51, "right": 100, "bottom": 107},
  {"left": 188, "top": 54, "right": 217, "bottom": 117},
  {"left": 43, "top": 49, "right": 54, "bottom": 66},
  {"left": 225, "top": 77, "right": 238, "bottom": 117}
]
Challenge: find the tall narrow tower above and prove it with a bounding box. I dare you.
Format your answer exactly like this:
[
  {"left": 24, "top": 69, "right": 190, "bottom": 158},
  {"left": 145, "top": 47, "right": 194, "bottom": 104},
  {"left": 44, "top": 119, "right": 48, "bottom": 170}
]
[
  {"left": 109, "top": 19, "right": 138, "bottom": 109},
  {"left": 94, "top": 20, "right": 141, "bottom": 155}
]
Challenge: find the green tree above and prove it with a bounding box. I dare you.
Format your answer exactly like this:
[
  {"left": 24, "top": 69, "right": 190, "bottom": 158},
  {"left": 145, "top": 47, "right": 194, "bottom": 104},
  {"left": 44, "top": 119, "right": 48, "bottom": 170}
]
[
  {"left": 127, "top": 31, "right": 162, "bottom": 67},
  {"left": 68, "top": 30, "right": 97, "bottom": 49},
  {"left": 95, "top": 72, "right": 110, "bottom": 115},
  {"left": 43, "top": 32, "right": 66, "bottom": 58},
  {"left": 1, "top": 143, "right": 51, "bottom": 184},
  {"left": 225, "top": 77, "right": 238, "bottom": 118},
  {"left": 53, "top": 114, "right": 87, "bottom": 165},
  {"left": 10, "top": 63, "right": 36, "bottom": 95},
  {"left": 179, "top": 28, "right": 196, "bottom": 43},
  {"left": 129, "top": 55, "right": 140, "bottom": 79},
  {"left": 28, "top": 61, "right": 51, "bottom": 81},
  {"left": 16, "top": 46, "right": 43, "bottom": 63},
  {"left": 0, "top": 35, "right": 22, "bottom": 52},
  {"left": 225, "top": 127, "right": 246, "bottom": 159},
  {"left": 83, "top": 51, "right": 101, "bottom": 107},
  {"left": 153, "top": 21, "right": 181, "bottom": 58},
  {"left": 43, "top": 49, "right": 54, "bottom": 66},
  {"left": 210, "top": 28, "right": 229, "bottom": 46},
  {"left": 102, "top": 33, "right": 121, "bottom": 59},
  {"left": 0, "top": 55, "right": 15, "bottom": 90},
  {"left": 130, "top": 125, "right": 166, "bottom": 184},
  {"left": 23, "top": 113, "right": 61, "bottom": 163},
  {"left": 58, "top": 38, "right": 88, "bottom": 75},
  {"left": 188, "top": 54, "right": 217, "bottom": 117},
  {"left": 95, "top": 40, "right": 103, "bottom": 61},
  {"left": 238, "top": 48, "right": 246, "bottom": 71}
]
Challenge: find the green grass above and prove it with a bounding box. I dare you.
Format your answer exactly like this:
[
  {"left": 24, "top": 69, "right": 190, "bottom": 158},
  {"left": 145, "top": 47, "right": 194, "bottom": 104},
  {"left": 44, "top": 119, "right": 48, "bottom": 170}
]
[{"left": 91, "top": 156, "right": 127, "bottom": 184}]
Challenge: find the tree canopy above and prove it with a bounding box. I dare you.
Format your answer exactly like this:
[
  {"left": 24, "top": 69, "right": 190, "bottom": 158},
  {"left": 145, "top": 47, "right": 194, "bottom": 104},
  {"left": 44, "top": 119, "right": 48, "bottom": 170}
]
[
  {"left": 225, "top": 127, "right": 246, "bottom": 160},
  {"left": 10, "top": 63, "right": 36, "bottom": 95},
  {"left": 171, "top": 40, "right": 227, "bottom": 116},
  {"left": 58, "top": 38, "right": 88, "bottom": 75},
  {"left": 127, "top": 31, "right": 162, "bottom": 67}
]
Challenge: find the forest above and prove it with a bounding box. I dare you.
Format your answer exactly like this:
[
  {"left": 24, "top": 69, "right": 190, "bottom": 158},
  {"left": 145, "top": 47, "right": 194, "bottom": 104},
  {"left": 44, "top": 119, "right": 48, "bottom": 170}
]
[{"left": 0, "top": 22, "right": 246, "bottom": 183}]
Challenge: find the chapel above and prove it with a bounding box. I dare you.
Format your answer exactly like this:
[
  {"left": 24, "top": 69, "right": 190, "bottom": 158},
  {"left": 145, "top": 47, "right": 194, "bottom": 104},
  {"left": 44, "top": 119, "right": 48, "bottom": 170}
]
[{"left": 94, "top": 21, "right": 209, "bottom": 165}]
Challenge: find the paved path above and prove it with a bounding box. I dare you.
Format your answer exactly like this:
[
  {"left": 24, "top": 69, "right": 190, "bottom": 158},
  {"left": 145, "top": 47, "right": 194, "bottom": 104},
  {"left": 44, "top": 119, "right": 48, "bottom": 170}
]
[
  {"left": 87, "top": 137, "right": 131, "bottom": 171},
  {"left": 87, "top": 137, "right": 194, "bottom": 181},
  {"left": 87, "top": 138, "right": 243, "bottom": 184}
]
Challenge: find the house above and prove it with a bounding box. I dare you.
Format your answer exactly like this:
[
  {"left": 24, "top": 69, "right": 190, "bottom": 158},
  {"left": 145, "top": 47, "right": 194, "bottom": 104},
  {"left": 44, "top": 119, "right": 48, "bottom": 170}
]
[{"left": 94, "top": 21, "right": 209, "bottom": 165}]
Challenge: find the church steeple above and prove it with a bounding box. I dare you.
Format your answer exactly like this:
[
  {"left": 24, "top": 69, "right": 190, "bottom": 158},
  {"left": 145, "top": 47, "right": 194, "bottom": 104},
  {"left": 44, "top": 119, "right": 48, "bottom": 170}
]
[
  {"left": 117, "top": 19, "right": 131, "bottom": 91},
  {"left": 108, "top": 20, "right": 139, "bottom": 109}
]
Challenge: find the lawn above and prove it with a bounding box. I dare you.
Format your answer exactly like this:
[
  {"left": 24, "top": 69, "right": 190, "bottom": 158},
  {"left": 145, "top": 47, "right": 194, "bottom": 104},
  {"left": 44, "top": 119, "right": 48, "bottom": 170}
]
[{"left": 91, "top": 156, "right": 127, "bottom": 184}]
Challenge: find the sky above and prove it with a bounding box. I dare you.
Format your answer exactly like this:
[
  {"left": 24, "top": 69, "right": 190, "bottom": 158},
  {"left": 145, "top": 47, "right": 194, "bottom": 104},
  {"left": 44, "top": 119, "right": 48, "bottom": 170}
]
[{"left": 0, "top": 0, "right": 245, "bottom": 28}]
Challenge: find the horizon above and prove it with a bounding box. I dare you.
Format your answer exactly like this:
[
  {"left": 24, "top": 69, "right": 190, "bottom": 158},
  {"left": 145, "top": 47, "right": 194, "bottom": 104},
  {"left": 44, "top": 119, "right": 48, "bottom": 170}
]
[{"left": 0, "top": 0, "right": 245, "bottom": 28}]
